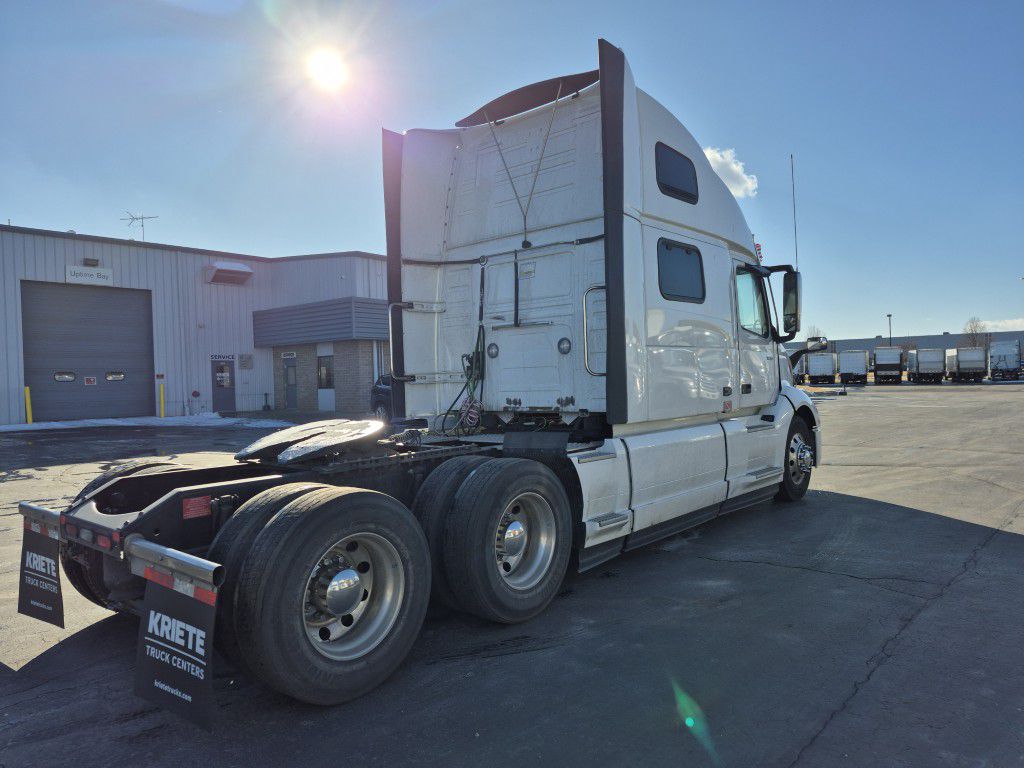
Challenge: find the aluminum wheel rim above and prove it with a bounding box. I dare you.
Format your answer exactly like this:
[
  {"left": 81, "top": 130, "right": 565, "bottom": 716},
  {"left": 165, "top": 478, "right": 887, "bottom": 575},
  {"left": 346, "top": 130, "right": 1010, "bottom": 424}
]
[
  {"left": 302, "top": 532, "right": 404, "bottom": 661},
  {"left": 788, "top": 433, "right": 813, "bottom": 486},
  {"left": 493, "top": 491, "right": 556, "bottom": 591},
  {"left": 374, "top": 404, "right": 388, "bottom": 420}
]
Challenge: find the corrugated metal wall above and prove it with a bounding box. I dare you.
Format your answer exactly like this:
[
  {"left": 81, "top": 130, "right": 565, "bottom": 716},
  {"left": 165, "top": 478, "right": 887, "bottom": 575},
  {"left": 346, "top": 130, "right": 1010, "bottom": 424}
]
[
  {"left": 253, "top": 297, "right": 387, "bottom": 347},
  {"left": 0, "top": 227, "right": 387, "bottom": 424}
]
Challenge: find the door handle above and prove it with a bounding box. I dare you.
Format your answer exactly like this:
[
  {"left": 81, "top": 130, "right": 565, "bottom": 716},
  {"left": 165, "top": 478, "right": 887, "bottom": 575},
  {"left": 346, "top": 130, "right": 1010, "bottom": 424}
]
[{"left": 741, "top": 383, "right": 752, "bottom": 394}]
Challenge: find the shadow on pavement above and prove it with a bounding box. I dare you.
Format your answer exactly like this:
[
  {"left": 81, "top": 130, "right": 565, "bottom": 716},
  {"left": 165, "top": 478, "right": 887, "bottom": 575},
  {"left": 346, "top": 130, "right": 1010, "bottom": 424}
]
[{"left": 2, "top": 491, "right": 1022, "bottom": 768}]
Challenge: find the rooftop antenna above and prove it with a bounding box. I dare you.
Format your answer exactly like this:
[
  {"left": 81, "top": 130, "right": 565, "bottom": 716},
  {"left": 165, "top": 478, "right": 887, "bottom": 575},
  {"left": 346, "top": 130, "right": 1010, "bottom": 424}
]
[
  {"left": 120, "top": 211, "right": 158, "bottom": 241},
  {"left": 790, "top": 154, "right": 799, "bottom": 271}
]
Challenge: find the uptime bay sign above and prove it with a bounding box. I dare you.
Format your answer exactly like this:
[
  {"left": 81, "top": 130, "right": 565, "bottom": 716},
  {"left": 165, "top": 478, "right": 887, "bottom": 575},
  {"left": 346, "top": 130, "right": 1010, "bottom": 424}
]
[{"left": 66, "top": 264, "right": 114, "bottom": 286}]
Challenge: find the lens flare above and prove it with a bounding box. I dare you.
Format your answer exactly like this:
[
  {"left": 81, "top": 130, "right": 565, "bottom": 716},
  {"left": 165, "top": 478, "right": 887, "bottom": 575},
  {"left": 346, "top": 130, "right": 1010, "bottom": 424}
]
[
  {"left": 671, "top": 679, "right": 719, "bottom": 764},
  {"left": 305, "top": 47, "right": 348, "bottom": 93}
]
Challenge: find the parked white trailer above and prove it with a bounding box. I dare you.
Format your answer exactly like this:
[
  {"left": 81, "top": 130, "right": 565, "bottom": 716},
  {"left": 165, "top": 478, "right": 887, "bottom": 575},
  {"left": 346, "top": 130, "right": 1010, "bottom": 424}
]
[
  {"left": 16, "top": 40, "right": 822, "bottom": 717},
  {"left": 989, "top": 340, "right": 1021, "bottom": 380},
  {"left": 873, "top": 346, "right": 904, "bottom": 384},
  {"left": 838, "top": 350, "right": 869, "bottom": 385},
  {"left": 946, "top": 347, "right": 986, "bottom": 382},
  {"left": 807, "top": 352, "right": 837, "bottom": 385},
  {"left": 907, "top": 348, "right": 945, "bottom": 383}
]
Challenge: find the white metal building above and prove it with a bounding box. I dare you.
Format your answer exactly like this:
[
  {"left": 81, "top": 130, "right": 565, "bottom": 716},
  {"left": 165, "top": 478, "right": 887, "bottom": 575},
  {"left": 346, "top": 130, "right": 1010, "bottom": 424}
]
[{"left": 0, "top": 224, "right": 387, "bottom": 425}]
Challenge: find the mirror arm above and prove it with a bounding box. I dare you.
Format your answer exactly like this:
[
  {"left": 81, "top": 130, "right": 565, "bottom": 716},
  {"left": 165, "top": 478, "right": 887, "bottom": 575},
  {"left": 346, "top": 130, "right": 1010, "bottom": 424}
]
[{"left": 788, "top": 346, "right": 809, "bottom": 365}]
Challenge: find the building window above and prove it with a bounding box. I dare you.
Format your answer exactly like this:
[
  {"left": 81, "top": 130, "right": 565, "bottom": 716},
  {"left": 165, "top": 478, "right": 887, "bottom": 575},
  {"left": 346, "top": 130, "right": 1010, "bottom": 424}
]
[
  {"left": 655, "top": 142, "right": 698, "bottom": 205},
  {"left": 736, "top": 267, "right": 769, "bottom": 338},
  {"left": 317, "top": 355, "right": 334, "bottom": 389},
  {"left": 657, "top": 239, "right": 705, "bottom": 303}
]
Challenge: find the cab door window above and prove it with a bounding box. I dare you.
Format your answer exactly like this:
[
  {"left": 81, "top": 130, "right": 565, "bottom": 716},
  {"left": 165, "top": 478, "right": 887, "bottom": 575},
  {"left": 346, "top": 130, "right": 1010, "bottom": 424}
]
[{"left": 736, "top": 268, "right": 769, "bottom": 337}]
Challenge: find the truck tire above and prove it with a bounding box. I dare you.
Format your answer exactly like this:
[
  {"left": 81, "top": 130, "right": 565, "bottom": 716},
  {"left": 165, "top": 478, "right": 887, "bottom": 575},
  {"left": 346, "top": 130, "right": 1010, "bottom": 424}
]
[
  {"left": 233, "top": 487, "right": 430, "bottom": 705},
  {"left": 411, "top": 455, "right": 490, "bottom": 610},
  {"left": 776, "top": 418, "right": 813, "bottom": 502},
  {"left": 62, "top": 460, "right": 182, "bottom": 608},
  {"left": 443, "top": 458, "right": 572, "bottom": 624},
  {"left": 207, "top": 482, "right": 328, "bottom": 669}
]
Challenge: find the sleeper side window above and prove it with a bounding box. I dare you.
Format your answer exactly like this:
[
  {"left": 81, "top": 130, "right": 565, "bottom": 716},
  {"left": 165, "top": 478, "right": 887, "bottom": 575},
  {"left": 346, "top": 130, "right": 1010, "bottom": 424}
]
[
  {"left": 657, "top": 239, "right": 705, "bottom": 303},
  {"left": 655, "top": 142, "right": 699, "bottom": 204},
  {"left": 736, "top": 268, "right": 769, "bottom": 338}
]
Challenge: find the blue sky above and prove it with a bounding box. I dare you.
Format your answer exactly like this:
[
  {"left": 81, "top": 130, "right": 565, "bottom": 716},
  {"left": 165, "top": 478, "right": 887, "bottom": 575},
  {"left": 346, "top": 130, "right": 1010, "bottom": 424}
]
[{"left": 1, "top": 0, "right": 1021, "bottom": 339}]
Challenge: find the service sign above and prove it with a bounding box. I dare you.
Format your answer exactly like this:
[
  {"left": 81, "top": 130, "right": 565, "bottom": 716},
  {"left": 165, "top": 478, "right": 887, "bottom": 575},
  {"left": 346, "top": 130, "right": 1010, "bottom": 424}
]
[
  {"left": 17, "top": 521, "right": 65, "bottom": 627},
  {"left": 66, "top": 264, "right": 114, "bottom": 286},
  {"left": 134, "top": 578, "right": 217, "bottom": 729}
]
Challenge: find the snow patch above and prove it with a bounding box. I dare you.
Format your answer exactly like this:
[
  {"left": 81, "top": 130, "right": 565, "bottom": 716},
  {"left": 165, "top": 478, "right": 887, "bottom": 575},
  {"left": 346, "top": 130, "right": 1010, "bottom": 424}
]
[{"left": 0, "top": 412, "right": 292, "bottom": 433}]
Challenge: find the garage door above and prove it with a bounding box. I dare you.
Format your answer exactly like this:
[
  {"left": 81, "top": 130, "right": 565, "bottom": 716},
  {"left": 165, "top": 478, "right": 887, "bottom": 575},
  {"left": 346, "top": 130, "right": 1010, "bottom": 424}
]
[{"left": 21, "top": 281, "right": 155, "bottom": 422}]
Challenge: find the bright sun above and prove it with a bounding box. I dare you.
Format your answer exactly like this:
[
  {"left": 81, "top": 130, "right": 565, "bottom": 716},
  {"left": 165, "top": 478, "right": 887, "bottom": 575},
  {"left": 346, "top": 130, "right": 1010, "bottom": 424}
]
[{"left": 305, "top": 47, "right": 348, "bottom": 93}]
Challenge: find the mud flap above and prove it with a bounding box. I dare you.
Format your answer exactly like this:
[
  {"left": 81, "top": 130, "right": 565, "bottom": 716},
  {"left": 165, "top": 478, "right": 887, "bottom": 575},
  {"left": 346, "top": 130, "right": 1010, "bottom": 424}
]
[
  {"left": 134, "top": 571, "right": 218, "bottom": 730},
  {"left": 17, "top": 519, "right": 64, "bottom": 628}
]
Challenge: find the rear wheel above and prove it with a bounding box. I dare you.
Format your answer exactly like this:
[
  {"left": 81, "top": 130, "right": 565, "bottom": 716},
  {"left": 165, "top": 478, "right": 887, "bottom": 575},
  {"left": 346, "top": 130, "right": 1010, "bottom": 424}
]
[
  {"left": 372, "top": 402, "right": 390, "bottom": 421},
  {"left": 62, "top": 460, "right": 182, "bottom": 608},
  {"left": 234, "top": 487, "right": 430, "bottom": 704},
  {"left": 411, "top": 455, "right": 490, "bottom": 610},
  {"left": 443, "top": 458, "right": 572, "bottom": 624},
  {"left": 207, "top": 482, "right": 327, "bottom": 669},
  {"left": 776, "top": 418, "right": 814, "bottom": 502}
]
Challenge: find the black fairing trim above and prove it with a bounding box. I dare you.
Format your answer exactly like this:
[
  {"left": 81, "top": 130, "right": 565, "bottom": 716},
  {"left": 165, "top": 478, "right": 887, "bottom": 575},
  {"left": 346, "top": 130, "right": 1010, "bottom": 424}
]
[
  {"left": 598, "top": 38, "right": 628, "bottom": 425},
  {"left": 382, "top": 129, "right": 406, "bottom": 418}
]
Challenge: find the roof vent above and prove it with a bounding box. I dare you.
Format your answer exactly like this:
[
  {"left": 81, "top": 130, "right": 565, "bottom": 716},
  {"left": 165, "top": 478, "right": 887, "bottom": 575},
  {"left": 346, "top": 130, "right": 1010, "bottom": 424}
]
[{"left": 205, "top": 260, "right": 253, "bottom": 285}]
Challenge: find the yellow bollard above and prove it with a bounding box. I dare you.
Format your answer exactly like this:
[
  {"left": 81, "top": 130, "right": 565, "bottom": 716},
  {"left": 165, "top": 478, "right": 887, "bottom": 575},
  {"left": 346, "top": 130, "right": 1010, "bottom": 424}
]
[
  {"left": 24, "top": 386, "right": 33, "bottom": 424},
  {"left": 159, "top": 383, "right": 165, "bottom": 417}
]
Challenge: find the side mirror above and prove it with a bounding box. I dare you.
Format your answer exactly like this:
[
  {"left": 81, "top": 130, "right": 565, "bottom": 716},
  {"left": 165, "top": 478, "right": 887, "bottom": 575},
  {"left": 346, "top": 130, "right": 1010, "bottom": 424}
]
[
  {"left": 783, "top": 271, "right": 801, "bottom": 335},
  {"left": 807, "top": 336, "right": 828, "bottom": 352}
]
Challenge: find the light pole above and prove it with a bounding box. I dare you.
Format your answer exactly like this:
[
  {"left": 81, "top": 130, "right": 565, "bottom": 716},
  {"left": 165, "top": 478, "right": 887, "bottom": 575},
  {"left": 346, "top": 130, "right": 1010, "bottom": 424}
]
[{"left": 886, "top": 314, "right": 893, "bottom": 346}]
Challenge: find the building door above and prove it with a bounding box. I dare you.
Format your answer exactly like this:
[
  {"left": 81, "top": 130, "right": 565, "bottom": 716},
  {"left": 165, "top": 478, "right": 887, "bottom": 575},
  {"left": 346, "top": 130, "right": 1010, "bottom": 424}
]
[
  {"left": 284, "top": 358, "right": 298, "bottom": 409},
  {"left": 316, "top": 343, "right": 335, "bottom": 411},
  {"left": 21, "top": 281, "right": 155, "bottom": 422},
  {"left": 211, "top": 360, "right": 236, "bottom": 413}
]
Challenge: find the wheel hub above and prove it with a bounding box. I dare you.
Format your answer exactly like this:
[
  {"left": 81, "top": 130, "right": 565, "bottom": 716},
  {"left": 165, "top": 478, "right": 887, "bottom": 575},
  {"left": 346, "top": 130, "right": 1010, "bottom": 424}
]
[
  {"left": 493, "top": 492, "right": 557, "bottom": 591},
  {"left": 503, "top": 520, "right": 528, "bottom": 559},
  {"left": 325, "top": 567, "right": 362, "bottom": 616},
  {"left": 788, "top": 433, "right": 814, "bottom": 484},
  {"left": 302, "top": 533, "right": 404, "bottom": 661}
]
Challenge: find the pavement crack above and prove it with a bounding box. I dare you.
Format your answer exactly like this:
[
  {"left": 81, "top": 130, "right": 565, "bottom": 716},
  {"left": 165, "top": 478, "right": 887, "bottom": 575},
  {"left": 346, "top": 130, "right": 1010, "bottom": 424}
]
[
  {"left": 691, "top": 554, "right": 942, "bottom": 597},
  {"left": 784, "top": 497, "right": 1024, "bottom": 767}
]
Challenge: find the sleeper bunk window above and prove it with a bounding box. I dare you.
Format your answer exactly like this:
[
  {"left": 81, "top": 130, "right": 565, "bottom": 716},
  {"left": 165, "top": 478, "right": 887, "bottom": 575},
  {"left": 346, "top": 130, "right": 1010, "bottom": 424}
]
[
  {"left": 655, "top": 142, "right": 699, "bottom": 204},
  {"left": 657, "top": 239, "right": 705, "bottom": 303}
]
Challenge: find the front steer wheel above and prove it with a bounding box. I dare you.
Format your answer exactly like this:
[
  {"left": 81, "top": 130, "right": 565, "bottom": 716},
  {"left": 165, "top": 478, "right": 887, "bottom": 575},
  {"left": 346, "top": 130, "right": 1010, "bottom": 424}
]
[
  {"left": 233, "top": 487, "right": 431, "bottom": 705},
  {"left": 776, "top": 418, "right": 814, "bottom": 502}
]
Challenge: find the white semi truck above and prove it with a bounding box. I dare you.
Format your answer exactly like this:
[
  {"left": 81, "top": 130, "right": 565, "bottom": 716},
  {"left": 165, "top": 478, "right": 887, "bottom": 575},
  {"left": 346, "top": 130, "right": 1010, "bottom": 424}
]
[
  {"left": 989, "top": 340, "right": 1021, "bottom": 380},
  {"left": 807, "top": 352, "right": 837, "bottom": 385},
  {"left": 873, "top": 346, "right": 904, "bottom": 384},
  {"left": 838, "top": 350, "right": 869, "bottom": 385},
  {"left": 907, "top": 348, "right": 945, "bottom": 383},
  {"left": 17, "top": 40, "right": 820, "bottom": 717},
  {"left": 946, "top": 347, "right": 986, "bottom": 382}
]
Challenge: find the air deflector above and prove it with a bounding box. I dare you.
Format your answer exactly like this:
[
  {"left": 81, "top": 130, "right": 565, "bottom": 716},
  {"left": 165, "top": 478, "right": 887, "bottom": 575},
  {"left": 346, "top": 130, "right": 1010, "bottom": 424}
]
[{"left": 455, "top": 69, "right": 599, "bottom": 127}]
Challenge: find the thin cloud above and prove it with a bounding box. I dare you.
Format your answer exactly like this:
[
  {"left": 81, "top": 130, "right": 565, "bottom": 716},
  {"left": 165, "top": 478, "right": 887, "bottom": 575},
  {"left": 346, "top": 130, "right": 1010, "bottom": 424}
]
[
  {"left": 703, "top": 147, "right": 758, "bottom": 198},
  {"left": 981, "top": 317, "right": 1024, "bottom": 332}
]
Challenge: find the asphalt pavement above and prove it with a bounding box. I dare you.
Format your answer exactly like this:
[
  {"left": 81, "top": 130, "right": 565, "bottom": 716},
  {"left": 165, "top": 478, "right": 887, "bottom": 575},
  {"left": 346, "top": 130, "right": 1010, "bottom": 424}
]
[{"left": 1, "top": 385, "right": 1022, "bottom": 767}]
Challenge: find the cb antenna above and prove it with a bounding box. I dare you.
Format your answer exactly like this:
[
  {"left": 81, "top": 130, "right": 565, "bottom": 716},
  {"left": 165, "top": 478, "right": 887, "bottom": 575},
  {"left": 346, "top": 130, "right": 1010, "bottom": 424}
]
[
  {"left": 120, "top": 211, "right": 158, "bottom": 241},
  {"left": 790, "top": 154, "right": 799, "bottom": 271}
]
